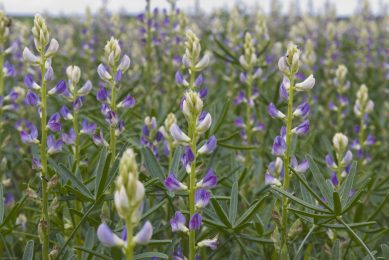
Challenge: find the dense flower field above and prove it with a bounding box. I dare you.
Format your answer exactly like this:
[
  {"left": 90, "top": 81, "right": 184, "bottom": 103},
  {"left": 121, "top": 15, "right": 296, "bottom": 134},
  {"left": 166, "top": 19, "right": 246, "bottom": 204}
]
[{"left": 0, "top": 0, "right": 389, "bottom": 259}]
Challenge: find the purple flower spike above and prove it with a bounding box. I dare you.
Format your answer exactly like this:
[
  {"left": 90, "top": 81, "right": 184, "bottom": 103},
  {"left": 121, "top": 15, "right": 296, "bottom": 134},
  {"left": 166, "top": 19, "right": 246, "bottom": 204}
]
[
  {"left": 197, "top": 169, "right": 217, "bottom": 189},
  {"left": 25, "top": 90, "right": 39, "bottom": 106},
  {"left": 189, "top": 213, "right": 202, "bottom": 231},
  {"left": 293, "top": 102, "right": 310, "bottom": 118},
  {"left": 198, "top": 135, "right": 217, "bottom": 155},
  {"left": 62, "top": 128, "right": 76, "bottom": 145},
  {"left": 133, "top": 221, "right": 153, "bottom": 245},
  {"left": 292, "top": 120, "right": 310, "bottom": 136},
  {"left": 73, "top": 96, "right": 84, "bottom": 111},
  {"left": 60, "top": 105, "right": 73, "bottom": 120},
  {"left": 96, "top": 87, "right": 108, "bottom": 103},
  {"left": 170, "top": 211, "right": 188, "bottom": 233},
  {"left": 47, "top": 135, "right": 63, "bottom": 154},
  {"left": 80, "top": 119, "right": 97, "bottom": 135},
  {"left": 164, "top": 173, "right": 188, "bottom": 191},
  {"left": 47, "top": 113, "right": 61, "bottom": 132},
  {"left": 48, "top": 80, "right": 67, "bottom": 95},
  {"left": 97, "top": 222, "right": 125, "bottom": 247},
  {"left": 195, "top": 188, "right": 211, "bottom": 208},
  {"left": 20, "top": 124, "right": 39, "bottom": 144},
  {"left": 118, "top": 95, "right": 136, "bottom": 108},
  {"left": 272, "top": 136, "right": 286, "bottom": 156},
  {"left": 268, "top": 103, "right": 285, "bottom": 119}
]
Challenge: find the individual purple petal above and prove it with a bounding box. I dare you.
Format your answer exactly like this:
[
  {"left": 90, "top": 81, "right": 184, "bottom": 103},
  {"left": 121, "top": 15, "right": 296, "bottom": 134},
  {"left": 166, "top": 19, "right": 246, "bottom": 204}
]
[
  {"left": 170, "top": 211, "right": 188, "bottom": 233},
  {"left": 47, "top": 113, "right": 61, "bottom": 132},
  {"left": 197, "top": 235, "right": 218, "bottom": 250},
  {"left": 48, "top": 80, "right": 67, "bottom": 95},
  {"left": 80, "top": 119, "right": 97, "bottom": 135},
  {"left": 97, "top": 64, "right": 112, "bottom": 81},
  {"left": 170, "top": 124, "right": 190, "bottom": 143},
  {"left": 341, "top": 150, "right": 353, "bottom": 165},
  {"left": 96, "top": 87, "right": 108, "bottom": 103},
  {"left": 164, "top": 173, "right": 187, "bottom": 191},
  {"left": 73, "top": 96, "right": 84, "bottom": 111},
  {"left": 199, "top": 88, "right": 208, "bottom": 99},
  {"left": 194, "top": 74, "right": 204, "bottom": 87},
  {"left": 60, "top": 105, "right": 73, "bottom": 120},
  {"left": 272, "top": 136, "right": 286, "bottom": 156},
  {"left": 194, "top": 189, "right": 210, "bottom": 208},
  {"left": 25, "top": 90, "right": 39, "bottom": 106},
  {"left": 133, "top": 221, "right": 153, "bottom": 245},
  {"left": 293, "top": 102, "right": 310, "bottom": 118},
  {"left": 268, "top": 103, "right": 285, "bottom": 119},
  {"left": 198, "top": 135, "right": 217, "bottom": 154},
  {"left": 197, "top": 169, "right": 217, "bottom": 189},
  {"left": 105, "top": 111, "right": 119, "bottom": 126},
  {"left": 115, "top": 120, "right": 125, "bottom": 136},
  {"left": 93, "top": 129, "right": 109, "bottom": 147},
  {"left": 234, "top": 90, "right": 246, "bottom": 105},
  {"left": 97, "top": 222, "right": 125, "bottom": 247},
  {"left": 265, "top": 173, "right": 282, "bottom": 186},
  {"left": 62, "top": 128, "right": 76, "bottom": 145},
  {"left": 115, "top": 69, "right": 122, "bottom": 82},
  {"left": 20, "top": 123, "right": 39, "bottom": 144},
  {"left": 234, "top": 117, "right": 245, "bottom": 128},
  {"left": 330, "top": 173, "right": 339, "bottom": 186},
  {"left": 118, "top": 95, "right": 135, "bottom": 108},
  {"left": 181, "top": 146, "right": 194, "bottom": 172},
  {"left": 77, "top": 80, "right": 93, "bottom": 96},
  {"left": 189, "top": 213, "right": 202, "bottom": 230},
  {"left": 47, "top": 135, "right": 63, "bottom": 154},
  {"left": 292, "top": 120, "right": 310, "bottom": 136}
]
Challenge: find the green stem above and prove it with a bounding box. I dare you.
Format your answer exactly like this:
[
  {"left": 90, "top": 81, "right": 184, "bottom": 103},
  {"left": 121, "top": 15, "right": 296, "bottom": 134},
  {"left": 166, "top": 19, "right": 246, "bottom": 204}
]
[
  {"left": 126, "top": 218, "right": 134, "bottom": 260},
  {"left": 73, "top": 111, "right": 80, "bottom": 168},
  {"left": 109, "top": 77, "right": 117, "bottom": 165},
  {"left": 280, "top": 75, "right": 295, "bottom": 257},
  {"left": 188, "top": 67, "right": 197, "bottom": 260},
  {"left": 245, "top": 68, "right": 253, "bottom": 169},
  {"left": 39, "top": 50, "right": 49, "bottom": 260},
  {"left": 0, "top": 52, "right": 4, "bottom": 96},
  {"left": 145, "top": 0, "right": 152, "bottom": 92}
]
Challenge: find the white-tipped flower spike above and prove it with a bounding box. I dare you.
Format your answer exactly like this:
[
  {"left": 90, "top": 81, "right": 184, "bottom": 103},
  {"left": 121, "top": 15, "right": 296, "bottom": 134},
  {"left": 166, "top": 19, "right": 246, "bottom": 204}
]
[
  {"left": 44, "top": 38, "right": 59, "bottom": 58},
  {"left": 114, "top": 148, "right": 145, "bottom": 221},
  {"left": 66, "top": 65, "right": 81, "bottom": 85},
  {"left": 333, "top": 133, "right": 348, "bottom": 154},
  {"left": 294, "top": 75, "right": 315, "bottom": 91},
  {"left": 133, "top": 221, "right": 153, "bottom": 245},
  {"left": 118, "top": 55, "right": 131, "bottom": 72},
  {"left": 183, "top": 30, "right": 201, "bottom": 68},
  {"left": 97, "top": 222, "right": 125, "bottom": 247},
  {"left": 197, "top": 235, "right": 218, "bottom": 250},
  {"left": 196, "top": 112, "right": 212, "bottom": 134},
  {"left": 97, "top": 64, "right": 112, "bottom": 81},
  {"left": 23, "top": 47, "right": 40, "bottom": 64},
  {"left": 104, "top": 37, "right": 121, "bottom": 66},
  {"left": 32, "top": 14, "right": 50, "bottom": 52},
  {"left": 170, "top": 124, "right": 191, "bottom": 144},
  {"left": 354, "top": 84, "right": 374, "bottom": 117},
  {"left": 182, "top": 90, "right": 203, "bottom": 120},
  {"left": 239, "top": 32, "right": 257, "bottom": 70}
]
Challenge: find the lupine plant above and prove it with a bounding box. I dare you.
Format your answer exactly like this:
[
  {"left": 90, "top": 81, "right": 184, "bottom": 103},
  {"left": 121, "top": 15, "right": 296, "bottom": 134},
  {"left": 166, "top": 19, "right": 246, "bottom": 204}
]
[{"left": 1, "top": 1, "right": 389, "bottom": 259}]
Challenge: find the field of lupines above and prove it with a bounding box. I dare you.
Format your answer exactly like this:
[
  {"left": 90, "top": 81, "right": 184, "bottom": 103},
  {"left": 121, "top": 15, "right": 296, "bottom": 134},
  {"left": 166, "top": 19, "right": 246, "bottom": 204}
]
[{"left": 0, "top": 0, "right": 389, "bottom": 259}]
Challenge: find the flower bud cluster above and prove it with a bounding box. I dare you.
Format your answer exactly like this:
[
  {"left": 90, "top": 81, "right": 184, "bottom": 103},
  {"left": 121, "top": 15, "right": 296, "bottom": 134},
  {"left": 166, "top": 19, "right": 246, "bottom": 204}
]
[{"left": 97, "top": 149, "right": 153, "bottom": 250}]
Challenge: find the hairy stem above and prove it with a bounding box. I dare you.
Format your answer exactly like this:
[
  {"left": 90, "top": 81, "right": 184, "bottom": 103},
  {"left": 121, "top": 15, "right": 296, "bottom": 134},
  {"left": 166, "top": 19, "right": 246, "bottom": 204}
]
[
  {"left": 39, "top": 50, "right": 49, "bottom": 260},
  {"left": 281, "top": 75, "right": 295, "bottom": 257}
]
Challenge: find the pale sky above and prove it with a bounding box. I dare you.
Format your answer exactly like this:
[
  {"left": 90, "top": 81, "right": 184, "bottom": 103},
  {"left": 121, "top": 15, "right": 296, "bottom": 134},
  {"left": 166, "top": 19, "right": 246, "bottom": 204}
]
[{"left": 1, "top": 0, "right": 387, "bottom": 16}]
